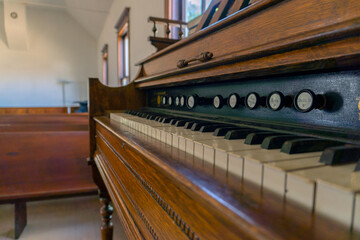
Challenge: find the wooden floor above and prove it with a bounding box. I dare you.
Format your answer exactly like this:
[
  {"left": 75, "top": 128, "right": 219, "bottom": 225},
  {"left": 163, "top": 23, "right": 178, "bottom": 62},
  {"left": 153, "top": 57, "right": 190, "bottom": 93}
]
[{"left": 0, "top": 196, "right": 127, "bottom": 240}]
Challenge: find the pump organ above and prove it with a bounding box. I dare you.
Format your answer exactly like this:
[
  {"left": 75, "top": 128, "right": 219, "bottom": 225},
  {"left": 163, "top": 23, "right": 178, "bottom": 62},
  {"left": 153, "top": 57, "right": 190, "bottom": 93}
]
[{"left": 88, "top": 0, "right": 360, "bottom": 239}]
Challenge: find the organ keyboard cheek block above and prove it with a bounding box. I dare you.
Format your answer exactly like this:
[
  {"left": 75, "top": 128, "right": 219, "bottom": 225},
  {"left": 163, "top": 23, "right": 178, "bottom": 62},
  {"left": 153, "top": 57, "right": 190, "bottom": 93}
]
[{"left": 88, "top": 0, "right": 360, "bottom": 239}]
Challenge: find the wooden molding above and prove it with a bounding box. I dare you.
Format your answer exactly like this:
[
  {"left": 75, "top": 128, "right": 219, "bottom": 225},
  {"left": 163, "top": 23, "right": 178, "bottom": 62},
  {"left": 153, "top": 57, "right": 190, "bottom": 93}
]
[{"left": 115, "top": 8, "right": 130, "bottom": 32}]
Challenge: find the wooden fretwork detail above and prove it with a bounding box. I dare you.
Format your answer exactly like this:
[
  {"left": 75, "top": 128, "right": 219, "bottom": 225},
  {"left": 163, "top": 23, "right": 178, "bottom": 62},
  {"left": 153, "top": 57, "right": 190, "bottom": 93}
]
[
  {"left": 148, "top": 17, "right": 188, "bottom": 51},
  {"left": 100, "top": 196, "right": 114, "bottom": 240}
]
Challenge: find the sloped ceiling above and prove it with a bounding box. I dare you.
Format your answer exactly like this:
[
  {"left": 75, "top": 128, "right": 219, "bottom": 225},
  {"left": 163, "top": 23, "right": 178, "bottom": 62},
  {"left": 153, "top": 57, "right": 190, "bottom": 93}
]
[
  {"left": 64, "top": 0, "right": 113, "bottom": 39},
  {"left": 1, "top": 0, "right": 113, "bottom": 39}
]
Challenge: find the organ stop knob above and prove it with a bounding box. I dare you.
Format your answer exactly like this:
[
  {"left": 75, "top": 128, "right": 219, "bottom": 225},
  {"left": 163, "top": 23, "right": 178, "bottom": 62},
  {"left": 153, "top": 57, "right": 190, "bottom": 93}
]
[
  {"left": 180, "top": 96, "right": 186, "bottom": 107},
  {"left": 228, "top": 93, "right": 241, "bottom": 109},
  {"left": 168, "top": 96, "right": 173, "bottom": 106},
  {"left": 161, "top": 96, "right": 167, "bottom": 105},
  {"left": 266, "top": 91, "right": 292, "bottom": 111},
  {"left": 213, "top": 95, "right": 226, "bottom": 109},
  {"left": 245, "top": 92, "right": 260, "bottom": 109},
  {"left": 294, "top": 89, "right": 326, "bottom": 112}
]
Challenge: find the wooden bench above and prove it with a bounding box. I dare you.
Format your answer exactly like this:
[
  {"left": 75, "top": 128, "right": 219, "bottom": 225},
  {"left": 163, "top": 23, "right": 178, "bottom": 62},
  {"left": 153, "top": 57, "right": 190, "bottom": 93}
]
[
  {"left": 0, "top": 114, "right": 97, "bottom": 239},
  {"left": 0, "top": 107, "right": 80, "bottom": 114}
]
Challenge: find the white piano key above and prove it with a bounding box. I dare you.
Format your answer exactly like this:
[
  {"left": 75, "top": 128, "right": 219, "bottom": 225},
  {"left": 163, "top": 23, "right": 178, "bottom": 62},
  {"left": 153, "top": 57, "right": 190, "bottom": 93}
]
[
  {"left": 242, "top": 149, "right": 321, "bottom": 187},
  {"left": 160, "top": 129, "right": 167, "bottom": 143},
  {"left": 172, "top": 134, "right": 180, "bottom": 148},
  {"left": 214, "top": 150, "right": 228, "bottom": 170},
  {"left": 228, "top": 152, "right": 243, "bottom": 177},
  {"left": 204, "top": 146, "right": 216, "bottom": 164},
  {"left": 263, "top": 157, "right": 322, "bottom": 196},
  {"left": 156, "top": 128, "right": 162, "bottom": 140},
  {"left": 286, "top": 171, "right": 316, "bottom": 210},
  {"left": 185, "top": 133, "right": 220, "bottom": 151},
  {"left": 186, "top": 138, "right": 195, "bottom": 155},
  {"left": 151, "top": 127, "right": 158, "bottom": 138},
  {"left": 194, "top": 138, "right": 261, "bottom": 165},
  {"left": 287, "top": 163, "right": 358, "bottom": 228},
  {"left": 184, "top": 134, "right": 222, "bottom": 157},
  {"left": 194, "top": 142, "right": 204, "bottom": 159},
  {"left": 315, "top": 164, "right": 359, "bottom": 228},
  {"left": 355, "top": 194, "right": 360, "bottom": 233},
  {"left": 179, "top": 136, "right": 187, "bottom": 152}
]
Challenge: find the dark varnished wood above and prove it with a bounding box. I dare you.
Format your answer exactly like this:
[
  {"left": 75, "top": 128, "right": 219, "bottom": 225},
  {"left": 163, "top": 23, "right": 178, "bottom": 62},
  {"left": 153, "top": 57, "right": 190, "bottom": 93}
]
[
  {"left": 0, "top": 107, "right": 80, "bottom": 114},
  {"left": 89, "top": 79, "right": 145, "bottom": 158},
  {"left": 100, "top": 196, "right": 114, "bottom": 240},
  {"left": 89, "top": 0, "right": 360, "bottom": 238},
  {"left": 0, "top": 114, "right": 88, "bottom": 124},
  {"left": 94, "top": 116, "right": 359, "bottom": 240},
  {"left": 14, "top": 201, "right": 26, "bottom": 239},
  {"left": 88, "top": 79, "right": 145, "bottom": 240},
  {"left": 134, "top": 0, "right": 360, "bottom": 88},
  {"left": 149, "top": 36, "right": 180, "bottom": 52}
]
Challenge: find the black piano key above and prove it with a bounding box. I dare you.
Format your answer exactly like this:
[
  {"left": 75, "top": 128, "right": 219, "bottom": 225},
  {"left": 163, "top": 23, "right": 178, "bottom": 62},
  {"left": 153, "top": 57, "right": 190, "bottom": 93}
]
[
  {"left": 175, "top": 120, "right": 188, "bottom": 127},
  {"left": 161, "top": 117, "right": 174, "bottom": 123},
  {"left": 191, "top": 122, "right": 215, "bottom": 131},
  {"left": 156, "top": 117, "right": 164, "bottom": 122},
  {"left": 184, "top": 121, "right": 196, "bottom": 129},
  {"left": 170, "top": 119, "right": 181, "bottom": 125},
  {"left": 261, "top": 135, "right": 302, "bottom": 149},
  {"left": 281, "top": 138, "right": 343, "bottom": 154},
  {"left": 245, "top": 132, "right": 277, "bottom": 145},
  {"left": 154, "top": 116, "right": 161, "bottom": 121},
  {"left": 319, "top": 145, "right": 360, "bottom": 165},
  {"left": 199, "top": 124, "right": 230, "bottom": 132},
  {"left": 147, "top": 115, "right": 156, "bottom": 120},
  {"left": 224, "top": 129, "right": 259, "bottom": 140},
  {"left": 213, "top": 127, "right": 245, "bottom": 136}
]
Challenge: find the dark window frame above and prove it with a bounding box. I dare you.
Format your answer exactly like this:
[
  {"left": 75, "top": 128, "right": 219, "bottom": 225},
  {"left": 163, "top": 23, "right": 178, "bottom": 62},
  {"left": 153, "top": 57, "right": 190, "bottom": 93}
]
[
  {"left": 101, "top": 44, "right": 109, "bottom": 85},
  {"left": 115, "top": 8, "right": 130, "bottom": 86}
]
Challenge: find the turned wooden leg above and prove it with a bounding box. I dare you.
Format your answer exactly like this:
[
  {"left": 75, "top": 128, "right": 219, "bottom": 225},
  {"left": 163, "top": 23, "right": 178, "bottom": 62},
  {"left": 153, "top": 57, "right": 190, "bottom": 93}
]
[
  {"left": 100, "top": 196, "right": 113, "bottom": 240},
  {"left": 89, "top": 158, "right": 114, "bottom": 240},
  {"left": 14, "top": 201, "right": 27, "bottom": 239}
]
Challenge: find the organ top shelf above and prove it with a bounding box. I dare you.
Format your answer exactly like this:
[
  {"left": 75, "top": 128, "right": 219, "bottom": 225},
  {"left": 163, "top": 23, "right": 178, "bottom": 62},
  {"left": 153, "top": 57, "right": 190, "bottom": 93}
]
[{"left": 134, "top": 0, "right": 360, "bottom": 88}]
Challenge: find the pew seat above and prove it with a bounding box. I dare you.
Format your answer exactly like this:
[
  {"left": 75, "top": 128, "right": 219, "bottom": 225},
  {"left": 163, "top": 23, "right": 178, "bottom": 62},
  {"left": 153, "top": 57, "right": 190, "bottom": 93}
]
[{"left": 0, "top": 114, "right": 97, "bottom": 239}]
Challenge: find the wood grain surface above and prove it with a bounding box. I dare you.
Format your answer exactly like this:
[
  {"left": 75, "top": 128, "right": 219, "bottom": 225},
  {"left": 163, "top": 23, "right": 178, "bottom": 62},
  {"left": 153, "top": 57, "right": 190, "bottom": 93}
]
[
  {"left": 93, "top": 116, "right": 359, "bottom": 240},
  {"left": 135, "top": 0, "right": 360, "bottom": 88}
]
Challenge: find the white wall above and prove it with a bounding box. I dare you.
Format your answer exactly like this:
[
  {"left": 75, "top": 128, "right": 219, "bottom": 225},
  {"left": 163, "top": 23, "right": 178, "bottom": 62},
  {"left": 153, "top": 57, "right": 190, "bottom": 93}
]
[
  {"left": 97, "top": 0, "right": 164, "bottom": 87},
  {"left": 0, "top": 4, "right": 98, "bottom": 107}
]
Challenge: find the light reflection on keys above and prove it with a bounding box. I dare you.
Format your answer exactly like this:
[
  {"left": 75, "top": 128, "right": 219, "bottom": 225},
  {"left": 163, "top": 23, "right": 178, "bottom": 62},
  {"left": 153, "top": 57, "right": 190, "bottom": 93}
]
[
  {"left": 262, "top": 157, "right": 323, "bottom": 195},
  {"left": 194, "top": 139, "right": 260, "bottom": 167},
  {"left": 239, "top": 149, "right": 321, "bottom": 186},
  {"left": 287, "top": 163, "right": 359, "bottom": 229}
]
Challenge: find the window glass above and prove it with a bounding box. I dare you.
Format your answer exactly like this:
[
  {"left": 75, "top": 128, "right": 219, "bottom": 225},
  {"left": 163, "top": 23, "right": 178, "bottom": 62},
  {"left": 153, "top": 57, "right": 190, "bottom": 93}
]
[
  {"left": 185, "top": 0, "right": 202, "bottom": 22},
  {"left": 123, "top": 33, "right": 129, "bottom": 78},
  {"left": 205, "top": 0, "right": 211, "bottom": 9}
]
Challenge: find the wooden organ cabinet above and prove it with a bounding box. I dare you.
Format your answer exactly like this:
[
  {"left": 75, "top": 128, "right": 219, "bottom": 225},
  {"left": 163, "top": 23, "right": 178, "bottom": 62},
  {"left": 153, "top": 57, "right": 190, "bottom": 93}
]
[{"left": 88, "top": 0, "right": 360, "bottom": 239}]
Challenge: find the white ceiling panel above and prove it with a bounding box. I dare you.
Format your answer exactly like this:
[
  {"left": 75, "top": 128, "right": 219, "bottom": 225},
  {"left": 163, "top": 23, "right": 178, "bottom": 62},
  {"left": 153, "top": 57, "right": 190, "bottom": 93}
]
[{"left": 1, "top": 0, "right": 113, "bottom": 39}]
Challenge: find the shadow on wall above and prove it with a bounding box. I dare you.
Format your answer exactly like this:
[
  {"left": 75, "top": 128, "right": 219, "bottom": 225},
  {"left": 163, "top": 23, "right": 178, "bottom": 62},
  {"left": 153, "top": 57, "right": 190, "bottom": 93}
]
[{"left": 0, "top": 3, "right": 8, "bottom": 47}]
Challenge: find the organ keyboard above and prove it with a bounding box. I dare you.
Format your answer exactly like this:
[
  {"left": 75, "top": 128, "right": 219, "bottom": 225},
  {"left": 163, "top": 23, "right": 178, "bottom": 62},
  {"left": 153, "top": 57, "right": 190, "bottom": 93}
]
[
  {"left": 88, "top": 0, "right": 360, "bottom": 239},
  {"left": 110, "top": 109, "right": 360, "bottom": 230}
]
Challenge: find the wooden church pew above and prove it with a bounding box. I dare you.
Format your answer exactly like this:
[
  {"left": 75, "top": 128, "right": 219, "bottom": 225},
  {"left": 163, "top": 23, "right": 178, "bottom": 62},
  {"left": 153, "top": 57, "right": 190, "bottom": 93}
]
[{"left": 0, "top": 114, "right": 97, "bottom": 239}]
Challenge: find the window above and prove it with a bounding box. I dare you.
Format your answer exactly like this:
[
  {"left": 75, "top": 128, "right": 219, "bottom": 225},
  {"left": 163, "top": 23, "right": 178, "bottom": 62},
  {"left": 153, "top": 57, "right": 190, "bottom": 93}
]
[
  {"left": 101, "top": 44, "right": 108, "bottom": 85},
  {"left": 166, "top": 0, "right": 211, "bottom": 22},
  {"left": 115, "top": 8, "right": 130, "bottom": 86}
]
